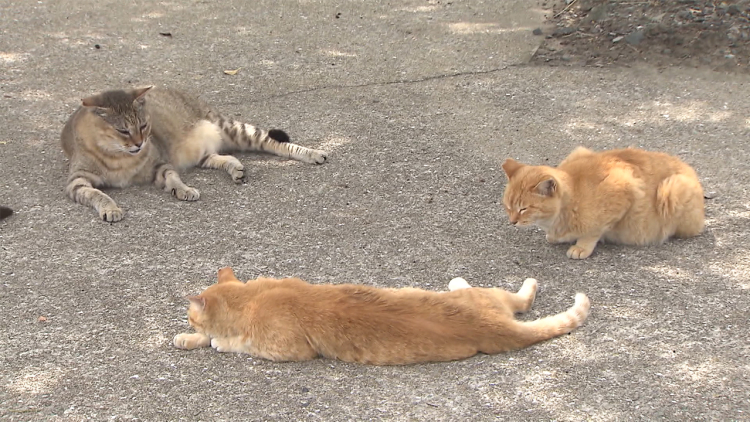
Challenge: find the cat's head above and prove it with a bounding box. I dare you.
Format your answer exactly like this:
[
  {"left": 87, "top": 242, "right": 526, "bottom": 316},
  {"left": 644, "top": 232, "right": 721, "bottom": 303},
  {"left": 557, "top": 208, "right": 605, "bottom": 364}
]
[
  {"left": 501, "top": 158, "right": 562, "bottom": 227},
  {"left": 185, "top": 267, "right": 243, "bottom": 333},
  {"left": 81, "top": 86, "right": 153, "bottom": 155}
]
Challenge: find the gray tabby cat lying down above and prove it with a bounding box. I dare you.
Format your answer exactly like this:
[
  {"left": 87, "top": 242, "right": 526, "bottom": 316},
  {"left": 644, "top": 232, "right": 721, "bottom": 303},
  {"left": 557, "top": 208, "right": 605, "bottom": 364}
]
[{"left": 61, "top": 86, "right": 328, "bottom": 222}]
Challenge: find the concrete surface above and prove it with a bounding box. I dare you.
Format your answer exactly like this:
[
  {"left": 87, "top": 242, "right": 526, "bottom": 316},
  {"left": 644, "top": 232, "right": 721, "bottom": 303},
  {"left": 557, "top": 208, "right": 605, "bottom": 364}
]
[{"left": 1, "top": 0, "right": 748, "bottom": 420}]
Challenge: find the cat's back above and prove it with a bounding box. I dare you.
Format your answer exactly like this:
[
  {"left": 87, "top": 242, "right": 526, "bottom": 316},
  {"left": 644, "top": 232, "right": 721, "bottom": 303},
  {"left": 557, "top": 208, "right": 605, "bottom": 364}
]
[
  {"left": 60, "top": 106, "right": 95, "bottom": 158},
  {"left": 560, "top": 147, "right": 698, "bottom": 184},
  {"left": 144, "top": 87, "right": 212, "bottom": 131}
]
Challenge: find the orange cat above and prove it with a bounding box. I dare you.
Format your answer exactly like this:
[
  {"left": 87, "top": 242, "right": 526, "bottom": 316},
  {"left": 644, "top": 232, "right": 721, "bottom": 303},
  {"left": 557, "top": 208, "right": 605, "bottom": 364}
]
[
  {"left": 502, "top": 147, "right": 705, "bottom": 259},
  {"left": 173, "top": 268, "right": 590, "bottom": 365}
]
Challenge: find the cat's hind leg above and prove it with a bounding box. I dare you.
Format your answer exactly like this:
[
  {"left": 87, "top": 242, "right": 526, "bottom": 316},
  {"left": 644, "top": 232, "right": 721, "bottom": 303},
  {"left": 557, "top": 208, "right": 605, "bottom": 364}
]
[
  {"left": 174, "top": 332, "right": 211, "bottom": 350},
  {"left": 199, "top": 154, "right": 245, "bottom": 183},
  {"left": 504, "top": 278, "right": 538, "bottom": 314},
  {"left": 173, "top": 120, "right": 245, "bottom": 182},
  {"left": 657, "top": 174, "right": 705, "bottom": 238},
  {"left": 153, "top": 163, "right": 200, "bottom": 201}
]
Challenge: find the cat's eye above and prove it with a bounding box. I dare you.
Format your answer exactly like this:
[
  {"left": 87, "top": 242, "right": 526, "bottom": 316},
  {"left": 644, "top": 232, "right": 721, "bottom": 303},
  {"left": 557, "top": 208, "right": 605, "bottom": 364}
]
[
  {"left": 140, "top": 123, "right": 148, "bottom": 131},
  {"left": 116, "top": 128, "right": 130, "bottom": 136},
  {"left": 519, "top": 208, "right": 528, "bottom": 214}
]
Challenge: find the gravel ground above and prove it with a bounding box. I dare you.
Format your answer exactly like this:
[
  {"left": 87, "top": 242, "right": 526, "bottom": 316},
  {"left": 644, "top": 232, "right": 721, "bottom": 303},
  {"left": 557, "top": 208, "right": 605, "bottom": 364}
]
[
  {"left": 1, "top": 0, "right": 749, "bottom": 420},
  {"left": 532, "top": 0, "right": 750, "bottom": 73}
]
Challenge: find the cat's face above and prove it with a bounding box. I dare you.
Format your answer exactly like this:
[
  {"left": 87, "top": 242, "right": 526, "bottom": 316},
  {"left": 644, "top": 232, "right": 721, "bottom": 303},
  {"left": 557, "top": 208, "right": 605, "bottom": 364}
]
[
  {"left": 81, "top": 87, "right": 152, "bottom": 155},
  {"left": 185, "top": 267, "right": 244, "bottom": 333},
  {"left": 502, "top": 159, "right": 561, "bottom": 228}
]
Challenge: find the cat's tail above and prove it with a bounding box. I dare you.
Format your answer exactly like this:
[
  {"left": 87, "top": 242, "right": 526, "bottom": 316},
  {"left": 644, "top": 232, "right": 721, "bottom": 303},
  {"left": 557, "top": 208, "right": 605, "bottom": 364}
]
[
  {"left": 208, "top": 112, "right": 327, "bottom": 164},
  {"left": 0, "top": 206, "right": 13, "bottom": 220},
  {"left": 500, "top": 293, "right": 590, "bottom": 351}
]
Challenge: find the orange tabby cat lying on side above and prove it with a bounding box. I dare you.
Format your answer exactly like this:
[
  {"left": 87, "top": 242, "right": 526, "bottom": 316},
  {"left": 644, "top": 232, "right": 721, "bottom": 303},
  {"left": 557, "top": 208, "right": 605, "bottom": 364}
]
[
  {"left": 502, "top": 147, "right": 705, "bottom": 259},
  {"left": 173, "top": 267, "right": 590, "bottom": 365}
]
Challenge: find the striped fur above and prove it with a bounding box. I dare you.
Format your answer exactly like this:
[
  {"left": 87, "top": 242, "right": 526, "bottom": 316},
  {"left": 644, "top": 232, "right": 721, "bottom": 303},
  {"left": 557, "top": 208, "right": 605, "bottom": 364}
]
[{"left": 61, "top": 86, "right": 328, "bottom": 222}]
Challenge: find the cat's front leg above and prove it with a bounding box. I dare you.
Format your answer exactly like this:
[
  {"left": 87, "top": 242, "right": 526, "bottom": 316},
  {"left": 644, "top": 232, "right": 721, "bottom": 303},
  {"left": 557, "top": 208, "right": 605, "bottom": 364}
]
[
  {"left": 153, "top": 163, "right": 200, "bottom": 201},
  {"left": 66, "top": 173, "right": 124, "bottom": 222},
  {"left": 567, "top": 235, "right": 601, "bottom": 259},
  {"left": 173, "top": 332, "right": 211, "bottom": 350},
  {"left": 210, "top": 336, "right": 247, "bottom": 354}
]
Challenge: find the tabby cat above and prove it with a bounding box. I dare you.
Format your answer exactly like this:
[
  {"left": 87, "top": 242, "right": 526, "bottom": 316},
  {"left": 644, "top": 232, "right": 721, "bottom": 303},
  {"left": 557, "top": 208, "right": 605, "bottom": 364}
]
[
  {"left": 0, "top": 206, "right": 12, "bottom": 220},
  {"left": 173, "top": 267, "right": 590, "bottom": 365},
  {"left": 502, "top": 147, "right": 705, "bottom": 259},
  {"left": 61, "top": 86, "right": 328, "bottom": 222}
]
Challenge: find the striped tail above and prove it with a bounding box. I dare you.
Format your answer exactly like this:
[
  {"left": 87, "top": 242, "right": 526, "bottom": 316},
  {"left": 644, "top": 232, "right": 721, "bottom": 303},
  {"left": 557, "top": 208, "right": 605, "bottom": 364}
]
[{"left": 211, "top": 113, "right": 328, "bottom": 164}]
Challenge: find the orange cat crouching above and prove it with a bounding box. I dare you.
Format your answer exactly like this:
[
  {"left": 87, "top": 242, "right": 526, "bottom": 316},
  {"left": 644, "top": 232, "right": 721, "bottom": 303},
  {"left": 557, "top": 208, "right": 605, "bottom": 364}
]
[
  {"left": 173, "top": 267, "right": 590, "bottom": 365},
  {"left": 502, "top": 147, "right": 705, "bottom": 259}
]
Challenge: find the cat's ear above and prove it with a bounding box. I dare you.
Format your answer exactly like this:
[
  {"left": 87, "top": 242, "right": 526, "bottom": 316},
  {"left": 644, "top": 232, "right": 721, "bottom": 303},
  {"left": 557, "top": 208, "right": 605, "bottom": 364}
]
[
  {"left": 187, "top": 295, "right": 206, "bottom": 311},
  {"left": 81, "top": 94, "right": 102, "bottom": 108},
  {"left": 502, "top": 158, "right": 524, "bottom": 179},
  {"left": 217, "top": 267, "right": 240, "bottom": 284},
  {"left": 133, "top": 86, "right": 153, "bottom": 105},
  {"left": 535, "top": 178, "right": 557, "bottom": 197}
]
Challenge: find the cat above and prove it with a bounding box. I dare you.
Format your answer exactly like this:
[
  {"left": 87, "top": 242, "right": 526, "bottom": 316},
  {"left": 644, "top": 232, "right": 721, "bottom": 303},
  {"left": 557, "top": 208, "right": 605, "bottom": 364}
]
[
  {"left": 0, "top": 206, "right": 12, "bottom": 220},
  {"left": 61, "top": 86, "right": 328, "bottom": 222},
  {"left": 502, "top": 147, "right": 705, "bottom": 259},
  {"left": 173, "top": 267, "right": 590, "bottom": 365}
]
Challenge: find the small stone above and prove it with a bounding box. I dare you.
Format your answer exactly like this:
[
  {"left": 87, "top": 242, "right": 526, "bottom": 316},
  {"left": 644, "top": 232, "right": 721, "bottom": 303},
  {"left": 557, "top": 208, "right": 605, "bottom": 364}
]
[
  {"left": 533, "top": 28, "right": 543, "bottom": 36},
  {"left": 553, "top": 27, "right": 577, "bottom": 36},
  {"left": 624, "top": 30, "right": 645, "bottom": 45},
  {"left": 727, "top": 4, "right": 741, "bottom": 15},
  {"left": 561, "top": 54, "right": 572, "bottom": 61},
  {"left": 728, "top": 26, "right": 741, "bottom": 43},
  {"left": 585, "top": 5, "right": 608, "bottom": 23},
  {"left": 612, "top": 35, "right": 624, "bottom": 43},
  {"left": 725, "top": 54, "right": 735, "bottom": 59},
  {"left": 662, "top": 48, "right": 671, "bottom": 54},
  {"left": 704, "top": 191, "right": 718, "bottom": 199}
]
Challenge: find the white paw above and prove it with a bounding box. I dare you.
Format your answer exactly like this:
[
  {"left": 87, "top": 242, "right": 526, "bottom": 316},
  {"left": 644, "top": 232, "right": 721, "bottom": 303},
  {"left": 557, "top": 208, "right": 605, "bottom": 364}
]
[
  {"left": 230, "top": 166, "right": 245, "bottom": 183},
  {"left": 173, "top": 333, "right": 190, "bottom": 349},
  {"left": 99, "top": 205, "right": 123, "bottom": 222},
  {"left": 172, "top": 186, "right": 201, "bottom": 201},
  {"left": 448, "top": 277, "right": 472, "bottom": 291},
  {"left": 211, "top": 337, "right": 230, "bottom": 353},
  {"left": 521, "top": 278, "right": 538, "bottom": 293},
  {"left": 309, "top": 149, "right": 328, "bottom": 165}
]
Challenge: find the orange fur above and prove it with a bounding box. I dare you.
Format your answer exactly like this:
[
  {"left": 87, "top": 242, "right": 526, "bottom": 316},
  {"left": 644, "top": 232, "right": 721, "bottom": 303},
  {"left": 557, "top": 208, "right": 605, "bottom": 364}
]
[
  {"left": 174, "top": 268, "right": 590, "bottom": 365},
  {"left": 502, "top": 147, "right": 705, "bottom": 259}
]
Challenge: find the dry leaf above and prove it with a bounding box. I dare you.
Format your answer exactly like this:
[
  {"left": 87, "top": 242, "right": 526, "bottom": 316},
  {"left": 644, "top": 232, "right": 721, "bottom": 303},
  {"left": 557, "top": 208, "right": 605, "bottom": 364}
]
[
  {"left": 223, "top": 68, "right": 240, "bottom": 75},
  {"left": 37, "top": 316, "right": 47, "bottom": 322}
]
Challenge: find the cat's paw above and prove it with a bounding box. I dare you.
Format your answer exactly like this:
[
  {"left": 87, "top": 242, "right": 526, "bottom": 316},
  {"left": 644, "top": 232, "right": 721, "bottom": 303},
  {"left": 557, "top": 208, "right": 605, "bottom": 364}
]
[
  {"left": 308, "top": 150, "right": 328, "bottom": 165},
  {"left": 211, "top": 337, "right": 234, "bottom": 353},
  {"left": 99, "top": 205, "right": 124, "bottom": 222},
  {"left": 448, "top": 277, "right": 472, "bottom": 291},
  {"left": 230, "top": 165, "right": 245, "bottom": 183},
  {"left": 173, "top": 333, "right": 210, "bottom": 350},
  {"left": 567, "top": 245, "right": 594, "bottom": 259},
  {"left": 171, "top": 186, "right": 200, "bottom": 201}
]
